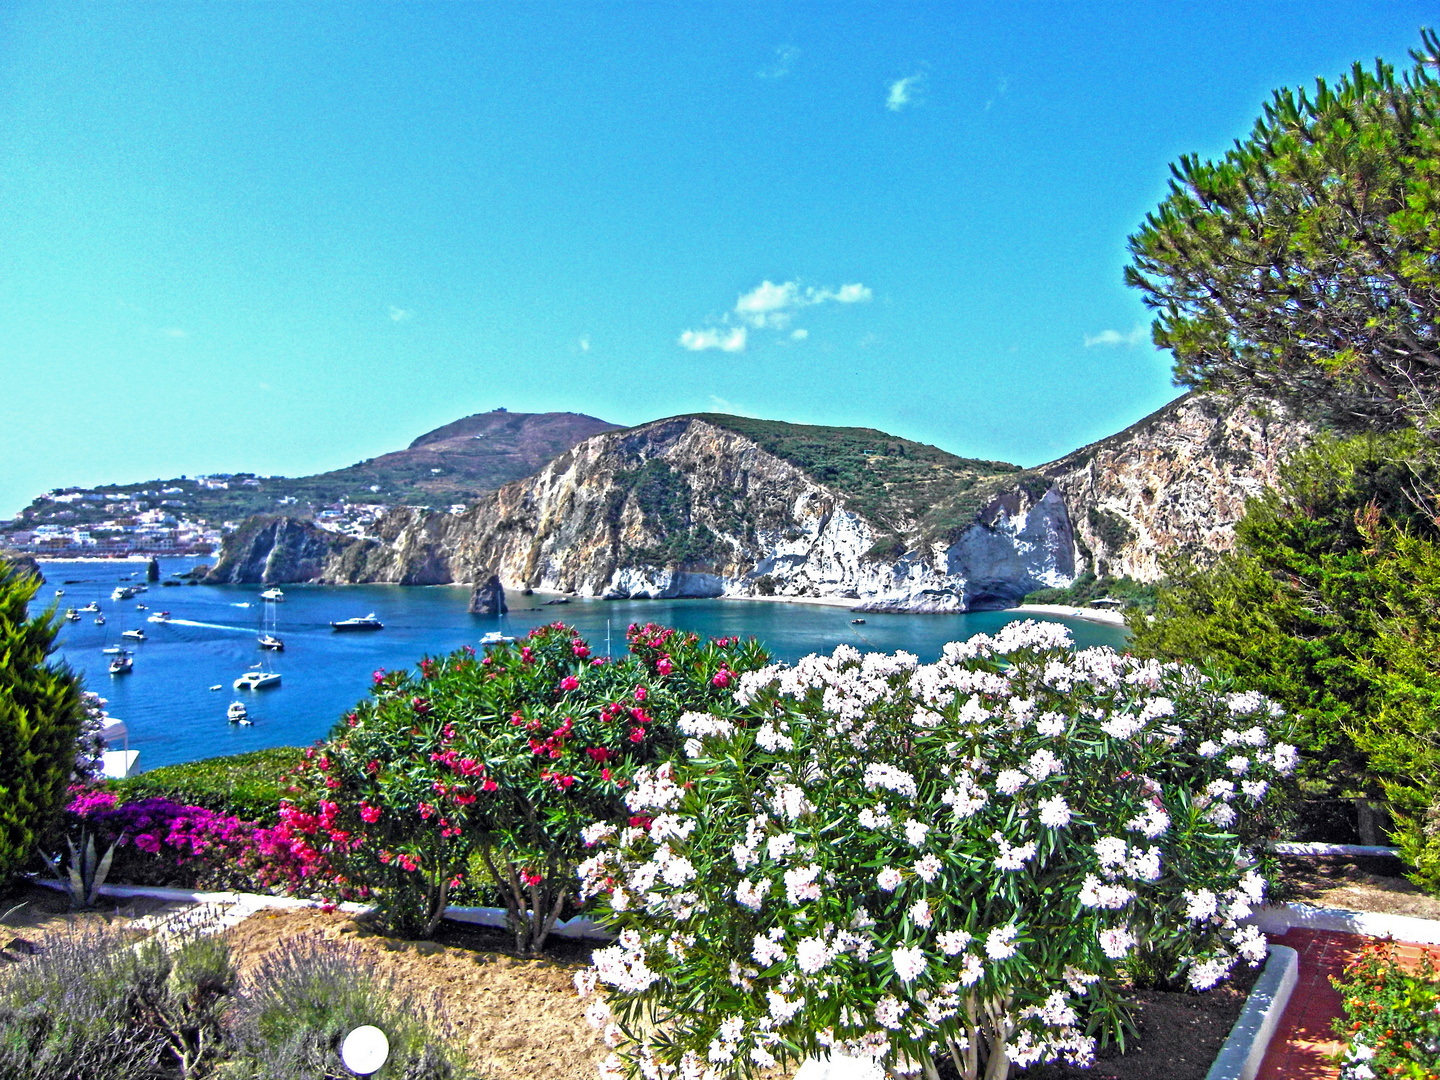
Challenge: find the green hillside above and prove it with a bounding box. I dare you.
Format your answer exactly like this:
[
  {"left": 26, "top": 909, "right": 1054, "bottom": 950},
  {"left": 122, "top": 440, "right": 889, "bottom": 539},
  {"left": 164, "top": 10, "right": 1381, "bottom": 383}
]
[{"left": 687, "top": 414, "right": 1031, "bottom": 547}]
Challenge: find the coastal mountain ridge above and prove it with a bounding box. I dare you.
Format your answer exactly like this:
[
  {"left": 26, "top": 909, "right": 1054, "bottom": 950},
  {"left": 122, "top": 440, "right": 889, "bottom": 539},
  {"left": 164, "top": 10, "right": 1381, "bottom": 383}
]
[{"left": 204, "top": 394, "right": 1310, "bottom": 611}]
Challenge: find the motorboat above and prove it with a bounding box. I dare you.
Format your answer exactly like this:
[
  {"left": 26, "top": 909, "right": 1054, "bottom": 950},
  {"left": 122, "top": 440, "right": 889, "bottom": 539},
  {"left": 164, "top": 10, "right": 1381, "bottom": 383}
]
[
  {"left": 331, "top": 613, "right": 383, "bottom": 632},
  {"left": 112, "top": 586, "right": 137, "bottom": 601},
  {"left": 94, "top": 615, "right": 106, "bottom": 626},
  {"left": 121, "top": 628, "right": 146, "bottom": 641},
  {"left": 851, "top": 618, "right": 866, "bottom": 624},
  {"left": 102, "top": 646, "right": 122, "bottom": 655},
  {"left": 259, "top": 588, "right": 285, "bottom": 602},
  {"left": 480, "top": 631, "right": 515, "bottom": 646},
  {"left": 146, "top": 611, "right": 172, "bottom": 623},
  {"left": 233, "top": 671, "right": 282, "bottom": 691},
  {"left": 109, "top": 652, "right": 133, "bottom": 676},
  {"left": 64, "top": 608, "right": 81, "bottom": 622},
  {"left": 257, "top": 633, "right": 284, "bottom": 651},
  {"left": 80, "top": 601, "right": 100, "bottom": 613},
  {"left": 135, "top": 602, "right": 147, "bottom": 610},
  {"left": 227, "top": 701, "right": 249, "bottom": 723},
  {"left": 54, "top": 589, "right": 64, "bottom": 596},
  {"left": 209, "top": 684, "right": 222, "bottom": 691}
]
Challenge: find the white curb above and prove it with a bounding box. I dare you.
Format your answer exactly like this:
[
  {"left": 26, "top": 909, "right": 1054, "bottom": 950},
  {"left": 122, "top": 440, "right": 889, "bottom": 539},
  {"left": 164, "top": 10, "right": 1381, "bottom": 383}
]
[
  {"left": 1248, "top": 901, "right": 1440, "bottom": 945},
  {"left": 1268, "top": 842, "right": 1400, "bottom": 858},
  {"left": 1203, "top": 944, "right": 1298, "bottom": 1080},
  {"left": 28, "top": 878, "right": 610, "bottom": 940}
]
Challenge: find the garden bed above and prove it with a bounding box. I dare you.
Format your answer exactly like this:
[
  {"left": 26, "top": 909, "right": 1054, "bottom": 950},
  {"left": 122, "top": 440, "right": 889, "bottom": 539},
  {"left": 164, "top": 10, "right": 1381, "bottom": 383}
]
[{"left": 1277, "top": 854, "right": 1440, "bottom": 920}]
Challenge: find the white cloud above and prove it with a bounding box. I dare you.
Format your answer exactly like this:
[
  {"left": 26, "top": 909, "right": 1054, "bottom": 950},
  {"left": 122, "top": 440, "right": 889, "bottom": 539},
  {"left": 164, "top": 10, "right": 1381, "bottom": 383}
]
[
  {"left": 757, "top": 45, "right": 799, "bottom": 80},
  {"left": 790, "top": 328, "right": 809, "bottom": 340},
  {"left": 388, "top": 306, "right": 413, "bottom": 322},
  {"left": 1083, "top": 326, "right": 1147, "bottom": 348},
  {"left": 887, "top": 74, "right": 924, "bottom": 112},
  {"left": 827, "top": 283, "right": 873, "bottom": 304},
  {"left": 679, "top": 326, "right": 747, "bottom": 353},
  {"left": 158, "top": 327, "right": 187, "bottom": 339},
  {"left": 578, "top": 336, "right": 590, "bottom": 352}
]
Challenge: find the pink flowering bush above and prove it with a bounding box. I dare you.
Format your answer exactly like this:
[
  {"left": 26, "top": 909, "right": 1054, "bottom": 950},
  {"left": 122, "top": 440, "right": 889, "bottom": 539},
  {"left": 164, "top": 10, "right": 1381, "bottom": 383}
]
[
  {"left": 291, "top": 622, "right": 767, "bottom": 947},
  {"left": 575, "top": 621, "right": 1298, "bottom": 1080}
]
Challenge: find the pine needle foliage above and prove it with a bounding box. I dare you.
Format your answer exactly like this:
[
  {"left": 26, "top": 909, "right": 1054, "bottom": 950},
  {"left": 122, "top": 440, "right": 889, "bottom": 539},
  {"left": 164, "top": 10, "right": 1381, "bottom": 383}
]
[{"left": 0, "top": 562, "right": 84, "bottom": 882}]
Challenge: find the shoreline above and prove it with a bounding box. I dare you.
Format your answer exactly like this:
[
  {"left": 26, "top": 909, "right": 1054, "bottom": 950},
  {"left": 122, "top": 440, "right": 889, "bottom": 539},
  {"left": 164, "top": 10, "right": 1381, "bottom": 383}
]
[{"left": 1005, "top": 603, "right": 1129, "bottom": 627}]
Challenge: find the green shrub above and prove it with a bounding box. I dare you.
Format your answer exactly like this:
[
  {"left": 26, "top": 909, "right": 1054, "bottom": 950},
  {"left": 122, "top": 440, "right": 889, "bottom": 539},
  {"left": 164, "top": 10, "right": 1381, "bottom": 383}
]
[
  {"left": 221, "top": 934, "right": 476, "bottom": 1080},
  {"left": 1024, "top": 571, "right": 1159, "bottom": 612},
  {"left": 108, "top": 747, "right": 306, "bottom": 825},
  {"left": 1330, "top": 939, "right": 1440, "bottom": 1080},
  {"left": 0, "top": 563, "right": 85, "bottom": 883}
]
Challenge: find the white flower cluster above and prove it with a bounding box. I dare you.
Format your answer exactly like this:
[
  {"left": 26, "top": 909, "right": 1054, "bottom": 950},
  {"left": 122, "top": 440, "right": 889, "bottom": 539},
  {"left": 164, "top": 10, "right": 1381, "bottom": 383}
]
[{"left": 577, "top": 627, "right": 1295, "bottom": 1080}]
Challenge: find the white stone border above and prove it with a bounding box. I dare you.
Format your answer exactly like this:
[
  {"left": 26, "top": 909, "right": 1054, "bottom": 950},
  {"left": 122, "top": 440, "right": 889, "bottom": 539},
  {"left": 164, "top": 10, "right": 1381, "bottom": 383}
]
[
  {"left": 1248, "top": 900, "right": 1440, "bottom": 945},
  {"left": 1203, "top": 944, "right": 1298, "bottom": 1080},
  {"left": 27, "top": 878, "right": 610, "bottom": 940},
  {"left": 1268, "top": 842, "right": 1399, "bottom": 858}
]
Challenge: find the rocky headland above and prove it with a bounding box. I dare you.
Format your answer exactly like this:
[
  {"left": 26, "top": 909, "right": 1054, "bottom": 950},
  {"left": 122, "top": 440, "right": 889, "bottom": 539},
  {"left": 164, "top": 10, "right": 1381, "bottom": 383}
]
[{"left": 205, "top": 394, "right": 1309, "bottom": 611}]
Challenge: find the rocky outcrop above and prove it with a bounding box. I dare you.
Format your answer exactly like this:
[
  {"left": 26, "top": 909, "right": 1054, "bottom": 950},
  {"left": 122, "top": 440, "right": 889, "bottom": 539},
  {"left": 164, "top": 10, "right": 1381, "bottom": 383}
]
[
  {"left": 1039, "top": 394, "right": 1311, "bottom": 581},
  {"left": 1, "top": 550, "right": 43, "bottom": 583},
  {"left": 207, "top": 395, "right": 1311, "bottom": 604},
  {"left": 203, "top": 517, "right": 355, "bottom": 585},
  {"left": 468, "top": 574, "right": 507, "bottom": 614}
]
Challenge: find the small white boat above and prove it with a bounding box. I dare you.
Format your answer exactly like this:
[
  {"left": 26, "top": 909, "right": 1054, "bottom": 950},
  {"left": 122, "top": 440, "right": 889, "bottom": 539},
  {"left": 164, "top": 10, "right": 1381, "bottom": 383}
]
[
  {"left": 121, "top": 628, "right": 146, "bottom": 641},
  {"left": 109, "top": 652, "right": 133, "bottom": 675},
  {"left": 259, "top": 588, "right": 285, "bottom": 602},
  {"left": 55, "top": 589, "right": 64, "bottom": 597},
  {"left": 480, "top": 631, "right": 515, "bottom": 646},
  {"left": 233, "top": 671, "right": 282, "bottom": 691},
  {"left": 80, "top": 601, "right": 101, "bottom": 613},
  {"left": 64, "top": 608, "right": 81, "bottom": 622},
  {"left": 208, "top": 684, "right": 222, "bottom": 691},
  {"left": 94, "top": 615, "right": 106, "bottom": 626},
  {"left": 227, "top": 701, "right": 249, "bottom": 723},
  {"left": 102, "top": 646, "right": 122, "bottom": 655},
  {"left": 146, "top": 611, "right": 172, "bottom": 624},
  {"left": 257, "top": 633, "right": 284, "bottom": 651},
  {"left": 135, "top": 602, "right": 147, "bottom": 610}
]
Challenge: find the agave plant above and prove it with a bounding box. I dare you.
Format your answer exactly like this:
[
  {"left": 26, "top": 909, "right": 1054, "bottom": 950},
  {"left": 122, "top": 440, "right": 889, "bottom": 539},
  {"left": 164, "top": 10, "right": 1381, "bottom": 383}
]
[{"left": 42, "top": 830, "right": 121, "bottom": 910}]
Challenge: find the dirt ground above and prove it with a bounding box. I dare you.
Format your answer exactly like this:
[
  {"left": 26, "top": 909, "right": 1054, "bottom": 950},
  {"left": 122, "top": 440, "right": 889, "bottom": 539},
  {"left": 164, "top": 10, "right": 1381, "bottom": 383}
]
[
  {"left": 1278, "top": 854, "right": 1440, "bottom": 920},
  {"left": 0, "top": 881, "right": 188, "bottom": 961},
  {"left": 224, "top": 908, "right": 609, "bottom": 1080},
  {"left": 1017, "top": 962, "right": 1262, "bottom": 1080}
]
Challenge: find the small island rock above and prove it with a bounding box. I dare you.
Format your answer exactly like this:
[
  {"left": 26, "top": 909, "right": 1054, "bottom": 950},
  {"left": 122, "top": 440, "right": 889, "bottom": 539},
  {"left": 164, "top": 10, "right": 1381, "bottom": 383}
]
[{"left": 468, "top": 574, "right": 507, "bottom": 615}]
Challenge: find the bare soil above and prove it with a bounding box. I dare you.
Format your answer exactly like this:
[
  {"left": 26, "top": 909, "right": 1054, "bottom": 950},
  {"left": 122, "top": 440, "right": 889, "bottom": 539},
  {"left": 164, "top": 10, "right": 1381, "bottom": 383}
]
[
  {"left": 1278, "top": 854, "right": 1440, "bottom": 920},
  {"left": 0, "top": 881, "right": 188, "bottom": 961},
  {"left": 224, "top": 908, "right": 609, "bottom": 1080},
  {"left": 1017, "top": 962, "right": 1262, "bottom": 1080}
]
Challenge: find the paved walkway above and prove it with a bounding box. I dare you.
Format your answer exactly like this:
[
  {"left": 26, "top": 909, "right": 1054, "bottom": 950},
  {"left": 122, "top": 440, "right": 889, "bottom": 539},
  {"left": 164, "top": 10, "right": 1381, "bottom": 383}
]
[{"left": 1257, "top": 928, "right": 1434, "bottom": 1080}]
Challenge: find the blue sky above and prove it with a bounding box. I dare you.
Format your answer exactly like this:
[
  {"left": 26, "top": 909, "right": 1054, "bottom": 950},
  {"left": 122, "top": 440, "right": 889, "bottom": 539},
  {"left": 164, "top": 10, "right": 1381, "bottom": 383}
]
[{"left": 0, "top": 2, "right": 1433, "bottom": 515}]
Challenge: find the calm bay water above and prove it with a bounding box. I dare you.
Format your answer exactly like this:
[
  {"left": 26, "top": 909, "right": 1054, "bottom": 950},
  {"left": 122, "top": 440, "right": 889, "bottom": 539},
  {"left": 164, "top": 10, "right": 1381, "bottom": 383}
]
[{"left": 38, "top": 557, "right": 1128, "bottom": 771}]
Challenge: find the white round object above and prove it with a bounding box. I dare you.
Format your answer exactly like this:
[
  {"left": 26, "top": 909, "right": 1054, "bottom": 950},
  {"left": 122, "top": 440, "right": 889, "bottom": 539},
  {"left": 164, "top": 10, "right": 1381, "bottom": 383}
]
[{"left": 341, "top": 1025, "right": 390, "bottom": 1075}]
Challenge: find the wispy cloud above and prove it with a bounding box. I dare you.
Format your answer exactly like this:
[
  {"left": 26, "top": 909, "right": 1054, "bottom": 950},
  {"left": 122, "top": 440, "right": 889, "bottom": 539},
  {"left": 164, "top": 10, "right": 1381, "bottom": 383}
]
[
  {"left": 679, "top": 279, "right": 872, "bottom": 352},
  {"left": 578, "top": 336, "right": 591, "bottom": 353},
  {"left": 887, "top": 73, "right": 924, "bottom": 112},
  {"left": 757, "top": 45, "right": 799, "bottom": 80},
  {"left": 984, "top": 76, "right": 1009, "bottom": 112},
  {"left": 1083, "top": 326, "right": 1147, "bottom": 348},
  {"left": 734, "top": 279, "right": 873, "bottom": 328},
  {"left": 679, "top": 326, "right": 748, "bottom": 353},
  {"left": 388, "top": 306, "right": 413, "bottom": 322}
]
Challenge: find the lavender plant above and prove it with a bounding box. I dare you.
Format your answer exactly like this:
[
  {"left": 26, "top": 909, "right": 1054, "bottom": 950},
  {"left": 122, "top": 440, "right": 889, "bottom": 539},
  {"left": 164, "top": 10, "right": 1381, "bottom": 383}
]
[{"left": 575, "top": 622, "right": 1298, "bottom": 1080}]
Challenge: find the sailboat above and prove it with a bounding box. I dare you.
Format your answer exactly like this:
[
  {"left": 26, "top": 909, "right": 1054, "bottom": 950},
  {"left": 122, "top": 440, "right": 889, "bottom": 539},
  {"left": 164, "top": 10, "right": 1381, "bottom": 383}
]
[
  {"left": 257, "top": 593, "right": 284, "bottom": 651},
  {"left": 109, "top": 649, "right": 133, "bottom": 675}
]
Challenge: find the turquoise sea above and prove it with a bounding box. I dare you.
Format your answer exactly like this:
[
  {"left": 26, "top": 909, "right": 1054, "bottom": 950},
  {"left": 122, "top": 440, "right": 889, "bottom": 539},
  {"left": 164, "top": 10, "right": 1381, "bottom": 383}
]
[{"left": 38, "top": 557, "right": 1129, "bottom": 771}]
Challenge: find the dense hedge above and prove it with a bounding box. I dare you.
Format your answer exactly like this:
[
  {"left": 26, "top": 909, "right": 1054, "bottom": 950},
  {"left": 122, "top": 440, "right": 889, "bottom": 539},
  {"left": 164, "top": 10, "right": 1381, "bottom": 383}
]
[{"left": 107, "top": 747, "right": 305, "bottom": 825}]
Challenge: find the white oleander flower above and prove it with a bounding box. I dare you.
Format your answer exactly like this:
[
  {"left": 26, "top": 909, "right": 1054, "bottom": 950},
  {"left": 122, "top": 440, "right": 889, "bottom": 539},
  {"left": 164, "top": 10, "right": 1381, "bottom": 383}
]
[
  {"left": 1039, "top": 795, "right": 1072, "bottom": 828},
  {"left": 913, "top": 853, "right": 942, "bottom": 883},
  {"left": 876, "top": 866, "right": 903, "bottom": 891},
  {"left": 984, "top": 924, "right": 1018, "bottom": 960},
  {"left": 1097, "top": 926, "right": 1135, "bottom": 959},
  {"left": 891, "top": 945, "right": 927, "bottom": 983}
]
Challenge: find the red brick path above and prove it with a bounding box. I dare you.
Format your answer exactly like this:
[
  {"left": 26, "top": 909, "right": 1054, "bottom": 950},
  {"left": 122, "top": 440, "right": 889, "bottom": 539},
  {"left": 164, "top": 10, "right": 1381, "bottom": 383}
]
[{"left": 1256, "top": 928, "right": 1435, "bottom": 1080}]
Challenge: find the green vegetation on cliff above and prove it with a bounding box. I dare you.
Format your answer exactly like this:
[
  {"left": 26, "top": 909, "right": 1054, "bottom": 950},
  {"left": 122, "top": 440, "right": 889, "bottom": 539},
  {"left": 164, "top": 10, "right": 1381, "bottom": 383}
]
[{"left": 689, "top": 414, "right": 1024, "bottom": 544}]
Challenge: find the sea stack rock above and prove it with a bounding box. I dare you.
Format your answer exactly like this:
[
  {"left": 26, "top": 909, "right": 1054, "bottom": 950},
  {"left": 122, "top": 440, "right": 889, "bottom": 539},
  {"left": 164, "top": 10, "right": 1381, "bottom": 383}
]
[
  {"left": 468, "top": 574, "right": 507, "bottom": 615},
  {"left": 146, "top": 558, "right": 160, "bottom": 582}
]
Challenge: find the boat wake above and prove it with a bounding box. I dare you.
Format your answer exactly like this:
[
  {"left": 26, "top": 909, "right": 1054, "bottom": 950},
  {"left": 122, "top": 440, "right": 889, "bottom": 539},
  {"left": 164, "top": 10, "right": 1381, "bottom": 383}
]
[{"left": 164, "top": 618, "right": 254, "bottom": 633}]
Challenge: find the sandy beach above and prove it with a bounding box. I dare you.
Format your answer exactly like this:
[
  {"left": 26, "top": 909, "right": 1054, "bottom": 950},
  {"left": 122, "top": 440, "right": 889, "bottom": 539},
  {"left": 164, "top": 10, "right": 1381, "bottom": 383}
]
[{"left": 1006, "top": 603, "right": 1129, "bottom": 627}]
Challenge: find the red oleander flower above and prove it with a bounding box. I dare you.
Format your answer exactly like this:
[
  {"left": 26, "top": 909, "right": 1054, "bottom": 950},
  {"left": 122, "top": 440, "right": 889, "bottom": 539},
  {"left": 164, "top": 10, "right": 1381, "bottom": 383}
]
[{"left": 560, "top": 675, "right": 580, "bottom": 691}]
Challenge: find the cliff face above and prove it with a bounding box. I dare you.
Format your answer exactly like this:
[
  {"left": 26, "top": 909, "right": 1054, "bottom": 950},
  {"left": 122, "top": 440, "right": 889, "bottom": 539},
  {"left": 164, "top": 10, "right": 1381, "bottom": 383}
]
[
  {"left": 1039, "top": 394, "right": 1312, "bottom": 581},
  {"left": 209, "top": 395, "right": 1312, "bottom": 603},
  {"left": 289, "top": 417, "right": 1071, "bottom": 609}
]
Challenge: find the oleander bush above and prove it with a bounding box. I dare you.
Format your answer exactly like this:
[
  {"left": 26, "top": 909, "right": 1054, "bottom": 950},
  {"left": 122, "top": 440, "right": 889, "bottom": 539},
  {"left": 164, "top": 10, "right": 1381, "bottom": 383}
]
[
  {"left": 0, "top": 562, "right": 85, "bottom": 883},
  {"left": 107, "top": 747, "right": 307, "bottom": 826},
  {"left": 576, "top": 622, "right": 1298, "bottom": 1080},
  {"left": 1332, "top": 940, "right": 1440, "bottom": 1080},
  {"left": 283, "top": 622, "right": 768, "bottom": 946}
]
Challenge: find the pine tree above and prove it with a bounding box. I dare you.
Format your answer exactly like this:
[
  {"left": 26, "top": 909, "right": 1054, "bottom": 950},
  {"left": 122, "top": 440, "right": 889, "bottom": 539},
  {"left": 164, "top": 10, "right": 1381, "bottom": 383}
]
[{"left": 0, "top": 561, "right": 84, "bottom": 881}]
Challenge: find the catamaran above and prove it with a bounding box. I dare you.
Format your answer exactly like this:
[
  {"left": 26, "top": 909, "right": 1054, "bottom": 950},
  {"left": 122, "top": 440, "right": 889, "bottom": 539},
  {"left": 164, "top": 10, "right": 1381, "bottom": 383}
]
[{"left": 233, "top": 670, "right": 281, "bottom": 691}]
